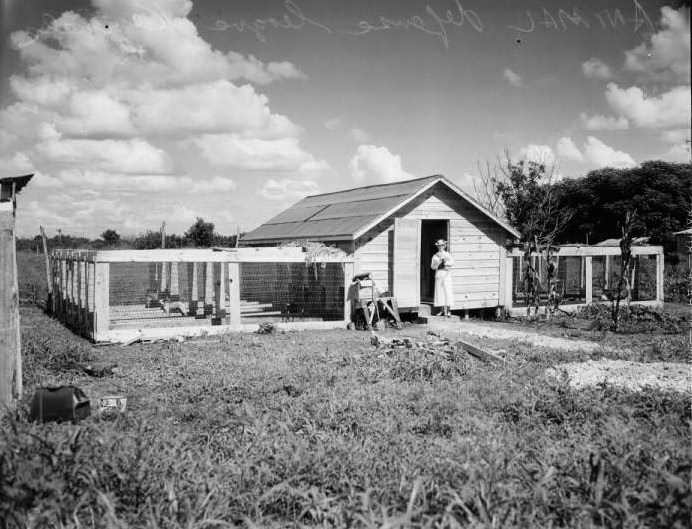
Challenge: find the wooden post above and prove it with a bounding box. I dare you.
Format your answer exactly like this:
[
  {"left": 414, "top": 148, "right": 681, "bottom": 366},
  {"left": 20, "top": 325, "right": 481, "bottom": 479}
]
[
  {"left": 505, "top": 257, "right": 514, "bottom": 311},
  {"left": 498, "top": 250, "right": 507, "bottom": 309},
  {"left": 656, "top": 253, "right": 664, "bottom": 302},
  {"left": 604, "top": 255, "right": 610, "bottom": 290},
  {"left": 217, "top": 261, "right": 227, "bottom": 318},
  {"left": 227, "top": 262, "right": 241, "bottom": 325},
  {"left": 170, "top": 262, "right": 179, "bottom": 298},
  {"left": 40, "top": 226, "right": 52, "bottom": 313},
  {"left": 94, "top": 262, "right": 110, "bottom": 341},
  {"left": 343, "top": 261, "right": 354, "bottom": 322},
  {"left": 0, "top": 201, "right": 21, "bottom": 407},
  {"left": 161, "top": 261, "right": 169, "bottom": 295},
  {"left": 0, "top": 174, "right": 33, "bottom": 409},
  {"left": 189, "top": 262, "right": 199, "bottom": 315},
  {"left": 584, "top": 256, "right": 593, "bottom": 304},
  {"left": 204, "top": 261, "right": 214, "bottom": 315}
]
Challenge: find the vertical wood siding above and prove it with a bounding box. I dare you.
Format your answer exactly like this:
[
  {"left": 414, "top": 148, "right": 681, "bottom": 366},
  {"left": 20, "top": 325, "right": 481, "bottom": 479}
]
[{"left": 355, "top": 183, "right": 508, "bottom": 309}]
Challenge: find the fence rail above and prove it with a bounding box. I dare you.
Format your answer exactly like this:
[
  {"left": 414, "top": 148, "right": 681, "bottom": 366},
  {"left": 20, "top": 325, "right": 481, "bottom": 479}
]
[{"left": 50, "top": 248, "right": 354, "bottom": 343}]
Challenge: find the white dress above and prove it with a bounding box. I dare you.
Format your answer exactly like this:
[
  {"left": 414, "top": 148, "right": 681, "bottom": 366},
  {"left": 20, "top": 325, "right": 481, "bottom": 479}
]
[{"left": 431, "top": 250, "right": 454, "bottom": 307}]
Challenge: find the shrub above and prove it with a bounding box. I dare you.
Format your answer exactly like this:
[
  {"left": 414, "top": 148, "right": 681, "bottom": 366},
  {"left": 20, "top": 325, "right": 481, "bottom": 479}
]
[
  {"left": 579, "top": 303, "right": 687, "bottom": 334},
  {"left": 665, "top": 264, "right": 690, "bottom": 303}
]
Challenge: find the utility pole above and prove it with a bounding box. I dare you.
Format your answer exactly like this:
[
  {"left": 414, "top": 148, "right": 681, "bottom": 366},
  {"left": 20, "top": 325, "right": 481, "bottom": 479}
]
[
  {"left": 0, "top": 174, "right": 34, "bottom": 411},
  {"left": 161, "top": 221, "right": 166, "bottom": 249}
]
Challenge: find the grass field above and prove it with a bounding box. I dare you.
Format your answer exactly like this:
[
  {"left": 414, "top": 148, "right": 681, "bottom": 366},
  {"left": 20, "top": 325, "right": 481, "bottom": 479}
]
[{"left": 2, "top": 252, "right": 690, "bottom": 527}]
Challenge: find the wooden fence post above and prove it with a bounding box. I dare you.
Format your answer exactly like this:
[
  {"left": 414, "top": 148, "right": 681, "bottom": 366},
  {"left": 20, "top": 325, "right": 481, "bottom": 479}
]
[
  {"left": 0, "top": 174, "right": 33, "bottom": 410},
  {"left": 0, "top": 201, "right": 21, "bottom": 407},
  {"left": 585, "top": 256, "right": 593, "bottom": 304},
  {"left": 343, "top": 261, "right": 354, "bottom": 322},
  {"left": 227, "top": 262, "right": 241, "bottom": 326},
  {"left": 40, "top": 226, "right": 52, "bottom": 313},
  {"left": 94, "top": 262, "right": 110, "bottom": 341},
  {"left": 204, "top": 261, "right": 214, "bottom": 315},
  {"left": 656, "top": 253, "right": 664, "bottom": 302}
]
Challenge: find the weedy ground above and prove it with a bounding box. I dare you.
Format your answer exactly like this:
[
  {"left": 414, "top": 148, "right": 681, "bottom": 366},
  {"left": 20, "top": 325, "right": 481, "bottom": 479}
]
[{"left": 1, "top": 253, "right": 690, "bottom": 528}]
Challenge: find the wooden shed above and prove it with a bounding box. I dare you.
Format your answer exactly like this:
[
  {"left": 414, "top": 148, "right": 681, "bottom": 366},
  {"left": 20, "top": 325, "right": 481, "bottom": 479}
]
[{"left": 241, "top": 175, "right": 520, "bottom": 312}]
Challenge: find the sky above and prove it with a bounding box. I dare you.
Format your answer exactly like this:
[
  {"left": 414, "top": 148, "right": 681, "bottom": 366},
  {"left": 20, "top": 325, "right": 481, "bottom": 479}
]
[{"left": 0, "top": 0, "right": 690, "bottom": 238}]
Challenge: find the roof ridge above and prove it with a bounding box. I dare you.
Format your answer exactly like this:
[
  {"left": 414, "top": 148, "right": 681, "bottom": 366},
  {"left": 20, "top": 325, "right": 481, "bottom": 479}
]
[{"left": 304, "top": 174, "right": 443, "bottom": 199}]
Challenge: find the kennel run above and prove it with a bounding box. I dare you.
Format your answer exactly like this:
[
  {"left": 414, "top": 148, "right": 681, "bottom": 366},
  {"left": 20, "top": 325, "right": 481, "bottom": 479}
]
[
  {"left": 508, "top": 244, "right": 664, "bottom": 315},
  {"left": 50, "top": 247, "right": 354, "bottom": 343}
]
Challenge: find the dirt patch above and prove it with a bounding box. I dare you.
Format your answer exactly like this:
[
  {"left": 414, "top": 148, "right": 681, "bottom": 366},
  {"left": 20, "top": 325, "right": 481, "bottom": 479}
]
[
  {"left": 427, "top": 320, "right": 611, "bottom": 352},
  {"left": 546, "top": 359, "right": 691, "bottom": 394}
]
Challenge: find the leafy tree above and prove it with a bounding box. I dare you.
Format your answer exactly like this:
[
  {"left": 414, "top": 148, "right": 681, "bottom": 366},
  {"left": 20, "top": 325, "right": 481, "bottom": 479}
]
[
  {"left": 553, "top": 161, "right": 691, "bottom": 252},
  {"left": 475, "top": 151, "right": 571, "bottom": 316},
  {"left": 100, "top": 229, "right": 120, "bottom": 245},
  {"left": 184, "top": 218, "right": 215, "bottom": 247}
]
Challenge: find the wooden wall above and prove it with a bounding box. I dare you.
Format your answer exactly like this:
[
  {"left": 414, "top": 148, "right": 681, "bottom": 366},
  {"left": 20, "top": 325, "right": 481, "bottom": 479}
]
[{"left": 355, "top": 182, "right": 508, "bottom": 309}]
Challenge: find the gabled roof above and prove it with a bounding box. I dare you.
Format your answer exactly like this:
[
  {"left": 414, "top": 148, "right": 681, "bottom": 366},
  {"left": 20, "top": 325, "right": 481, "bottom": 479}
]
[{"left": 241, "top": 175, "right": 520, "bottom": 244}]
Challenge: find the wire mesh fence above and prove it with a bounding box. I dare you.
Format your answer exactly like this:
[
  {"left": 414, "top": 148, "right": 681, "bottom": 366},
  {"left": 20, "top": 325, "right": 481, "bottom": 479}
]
[
  {"left": 240, "top": 262, "right": 345, "bottom": 322},
  {"left": 50, "top": 248, "right": 352, "bottom": 341},
  {"left": 510, "top": 248, "right": 663, "bottom": 310}
]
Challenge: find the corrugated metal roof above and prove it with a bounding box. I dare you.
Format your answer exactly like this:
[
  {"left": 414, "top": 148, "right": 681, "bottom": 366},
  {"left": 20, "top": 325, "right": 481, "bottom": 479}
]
[{"left": 242, "top": 175, "right": 520, "bottom": 243}]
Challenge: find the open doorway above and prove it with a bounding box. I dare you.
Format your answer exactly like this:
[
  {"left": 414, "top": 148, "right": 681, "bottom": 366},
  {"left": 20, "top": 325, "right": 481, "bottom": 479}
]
[{"left": 420, "top": 219, "right": 449, "bottom": 303}]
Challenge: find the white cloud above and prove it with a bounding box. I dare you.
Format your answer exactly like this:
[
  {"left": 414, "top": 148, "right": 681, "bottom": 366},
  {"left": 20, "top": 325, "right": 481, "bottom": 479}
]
[
  {"left": 259, "top": 178, "right": 319, "bottom": 201},
  {"left": 323, "top": 117, "right": 341, "bottom": 130},
  {"left": 36, "top": 138, "right": 173, "bottom": 174},
  {"left": 558, "top": 136, "right": 636, "bottom": 168},
  {"left": 605, "top": 83, "right": 691, "bottom": 130},
  {"left": 556, "top": 137, "right": 584, "bottom": 162},
  {"left": 660, "top": 143, "right": 691, "bottom": 163},
  {"left": 191, "top": 135, "right": 328, "bottom": 174},
  {"left": 518, "top": 144, "right": 555, "bottom": 165},
  {"left": 128, "top": 80, "right": 299, "bottom": 138},
  {"left": 348, "top": 145, "right": 413, "bottom": 184},
  {"left": 190, "top": 176, "right": 238, "bottom": 193},
  {"left": 623, "top": 6, "right": 690, "bottom": 84},
  {"left": 581, "top": 58, "right": 613, "bottom": 80},
  {"left": 11, "top": 3, "right": 305, "bottom": 88},
  {"left": 502, "top": 68, "right": 523, "bottom": 87},
  {"left": 579, "top": 113, "right": 629, "bottom": 131},
  {"left": 53, "top": 169, "right": 193, "bottom": 192},
  {"left": 348, "top": 128, "right": 371, "bottom": 142},
  {"left": 659, "top": 129, "right": 691, "bottom": 144},
  {"left": 0, "top": 152, "right": 35, "bottom": 174},
  {"left": 582, "top": 137, "right": 636, "bottom": 168},
  {"left": 2, "top": 0, "right": 323, "bottom": 235}
]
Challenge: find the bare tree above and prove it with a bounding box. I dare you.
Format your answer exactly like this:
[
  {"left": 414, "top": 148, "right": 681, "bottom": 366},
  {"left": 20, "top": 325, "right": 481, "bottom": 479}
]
[{"left": 473, "top": 150, "right": 572, "bottom": 316}]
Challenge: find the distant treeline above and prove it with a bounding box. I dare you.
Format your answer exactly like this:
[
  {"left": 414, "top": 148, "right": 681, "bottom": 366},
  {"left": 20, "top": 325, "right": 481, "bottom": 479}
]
[
  {"left": 552, "top": 161, "right": 691, "bottom": 260},
  {"left": 16, "top": 218, "right": 244, "bottom": 252}
]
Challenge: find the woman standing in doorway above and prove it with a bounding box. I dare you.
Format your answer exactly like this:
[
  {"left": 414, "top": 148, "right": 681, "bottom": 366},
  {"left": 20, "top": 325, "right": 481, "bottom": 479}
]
[{"left": 431, "top": 239, "right": 454, "bottom": 317}]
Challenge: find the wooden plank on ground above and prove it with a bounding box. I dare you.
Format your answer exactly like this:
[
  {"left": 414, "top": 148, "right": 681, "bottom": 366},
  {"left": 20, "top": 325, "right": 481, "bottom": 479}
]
[{"left": 456, "top": 340, "right": 506, "bottom": 366}]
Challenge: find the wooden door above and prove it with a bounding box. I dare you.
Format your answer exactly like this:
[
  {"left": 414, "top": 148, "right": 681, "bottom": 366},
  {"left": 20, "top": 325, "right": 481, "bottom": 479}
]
[{"left": 393, "top": 218, "right": 420, "bottom": 307}]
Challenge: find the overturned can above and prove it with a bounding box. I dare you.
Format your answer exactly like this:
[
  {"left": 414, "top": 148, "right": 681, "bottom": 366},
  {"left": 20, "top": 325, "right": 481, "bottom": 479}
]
[{"left": 29, "top": 386, "right": 91, "bottom": 424}]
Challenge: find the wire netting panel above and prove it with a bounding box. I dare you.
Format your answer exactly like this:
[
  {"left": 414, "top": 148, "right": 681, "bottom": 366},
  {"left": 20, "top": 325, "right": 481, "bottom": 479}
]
[
  {"left": 109, "top": 261, "right": 228, "bottom": 329},
  {"left": 633, "top": 255, "right": 657, "bottom": 301},
  {"left": 239, "top": 262, "right": 345, "bottom": 322},
  {"left": 557, "top": 256, "right": 586, "bottom": 303}
]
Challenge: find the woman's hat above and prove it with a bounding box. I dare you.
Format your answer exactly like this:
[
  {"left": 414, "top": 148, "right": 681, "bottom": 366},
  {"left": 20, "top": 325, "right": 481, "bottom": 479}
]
[{"left": 435, "top": 239, "right": 446, "bottom": 246}]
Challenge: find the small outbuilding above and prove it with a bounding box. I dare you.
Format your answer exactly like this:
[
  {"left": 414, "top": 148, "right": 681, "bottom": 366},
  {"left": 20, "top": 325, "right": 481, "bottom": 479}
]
[{"left": 241, "top": 175, "right": 520, "bottom": 312}]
